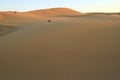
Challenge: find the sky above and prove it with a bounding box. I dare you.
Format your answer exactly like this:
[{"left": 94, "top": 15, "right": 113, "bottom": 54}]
[{"left": 0, "top": 0, "right": 120, "bottom": 12}]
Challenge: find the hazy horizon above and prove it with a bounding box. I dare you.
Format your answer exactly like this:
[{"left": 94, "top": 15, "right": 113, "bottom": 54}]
[{"left": 0, "top": 0, "right": 120, "bottom": 12}]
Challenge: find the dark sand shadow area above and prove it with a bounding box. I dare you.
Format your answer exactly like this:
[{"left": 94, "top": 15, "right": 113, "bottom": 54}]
[{"left": 0, "top": 24, "right": 20, "bottom": 37}]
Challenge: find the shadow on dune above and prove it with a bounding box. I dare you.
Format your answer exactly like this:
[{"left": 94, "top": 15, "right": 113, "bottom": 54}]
[{"left": 0, "top": 24, "right": 19, "bottom": 37}]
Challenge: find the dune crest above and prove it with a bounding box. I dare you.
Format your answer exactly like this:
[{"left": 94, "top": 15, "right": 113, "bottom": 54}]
[{"left": 27, "top": 7, "right": 81, "bottom": 17}]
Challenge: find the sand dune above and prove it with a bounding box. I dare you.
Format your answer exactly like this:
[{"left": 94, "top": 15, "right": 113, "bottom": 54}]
[
  {"left": 86, "top": 12, "right": 120, "bottom": 17},
  {"left": 0, "top": 12, "right": 48, "bottom": 26},
  {"left": 0, "top": 11, "right": 42, "bottom": 20},
  {"left": 0, "top": 13, "right": 2, "bottom": 18},
  {"left": 27, "top": 8, "right": 81, "bottom": 17},
  {"left": 0, "top": 8, "right": 120, "bottom": 80}
]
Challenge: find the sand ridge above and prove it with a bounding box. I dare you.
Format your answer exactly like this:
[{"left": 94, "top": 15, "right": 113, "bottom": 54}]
[{"left": 27, "top": 7, "right": 81, "bottom": 17}]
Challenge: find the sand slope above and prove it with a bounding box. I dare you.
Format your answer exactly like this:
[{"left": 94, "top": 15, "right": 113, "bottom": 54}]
[
  {"left": 0, "top": 13, "right": 3, "bottom": 19},
  {"left": 0, "top": 8, "right": 120, "bottom": 80}
]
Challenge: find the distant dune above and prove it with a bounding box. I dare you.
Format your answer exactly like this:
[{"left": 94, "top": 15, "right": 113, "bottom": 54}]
[
  {"left": 86, "top": 12, "right": 120, "bottom": 16},
  {"left": 0, "top": 11, "right": 41, "bottom": 20},
  {"left": 0, "top": 7, "right": 82, "bottom": 25},
  {"left": 27, "top": 8, "right": 81, "bottom": 17},
  {"left": 0, "top": 8, "right": 120, "bottom": 19},
  {"left": 0, "top": 7, "right": 120, "bottom": 80}
]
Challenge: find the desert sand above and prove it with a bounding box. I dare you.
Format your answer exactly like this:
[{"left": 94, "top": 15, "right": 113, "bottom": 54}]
[{"left": 0, "top": 8, "right": 120, "bottom": 80}]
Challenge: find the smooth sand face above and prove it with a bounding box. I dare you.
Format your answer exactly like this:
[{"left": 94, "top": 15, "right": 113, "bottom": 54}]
[{"left": 0, "top": 14, "right": 120, "bottom": 80}]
